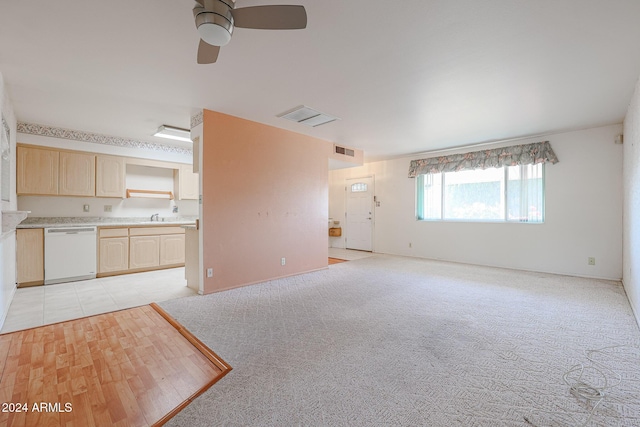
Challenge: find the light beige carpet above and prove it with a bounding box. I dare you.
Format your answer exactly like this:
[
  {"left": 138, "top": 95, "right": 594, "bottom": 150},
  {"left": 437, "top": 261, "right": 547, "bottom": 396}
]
[{"left": 160, "top": 254, "right": 640, "bottom": 426}]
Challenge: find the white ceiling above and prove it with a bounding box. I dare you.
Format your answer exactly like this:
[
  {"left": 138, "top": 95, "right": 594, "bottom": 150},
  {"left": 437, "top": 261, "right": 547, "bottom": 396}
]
[{"left": 2, "top": 0, "right": 640, "bottom": 161}]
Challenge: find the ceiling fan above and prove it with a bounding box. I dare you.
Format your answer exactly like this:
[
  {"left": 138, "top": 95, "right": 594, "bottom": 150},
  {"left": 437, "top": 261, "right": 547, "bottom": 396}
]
[{"left": 193, "top": 0, "right": 307, "bottom": 64}]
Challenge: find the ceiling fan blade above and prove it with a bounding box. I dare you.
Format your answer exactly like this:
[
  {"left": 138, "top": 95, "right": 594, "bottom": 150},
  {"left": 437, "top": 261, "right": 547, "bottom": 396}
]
[
  {"left": 232, "top": 5, "right": 307, "bottom": 30},
  {"left": 197, "top": 39, "right": 220, "bottom": 64}
]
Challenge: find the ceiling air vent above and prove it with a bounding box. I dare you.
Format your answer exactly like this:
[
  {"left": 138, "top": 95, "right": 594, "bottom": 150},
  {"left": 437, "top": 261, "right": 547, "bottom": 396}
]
[
  {"left": 277, "top": 105, "right": 339, "bottom": 127},
  {"left": 335, "top": 145, "right": 355, "bottom": 157}
]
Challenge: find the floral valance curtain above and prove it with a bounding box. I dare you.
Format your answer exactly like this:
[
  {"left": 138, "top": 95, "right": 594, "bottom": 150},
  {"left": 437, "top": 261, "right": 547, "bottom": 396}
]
[{"left": 407, "top": 141, "right": 559, "bottom": 178}]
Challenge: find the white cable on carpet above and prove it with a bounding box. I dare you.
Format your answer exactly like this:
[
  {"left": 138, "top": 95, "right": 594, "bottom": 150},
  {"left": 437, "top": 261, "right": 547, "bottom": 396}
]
[
  {"left": 562, "top": 345, "right": 636, "bottom": 427},
  {"left": 524, "top": 345, "right": 640, "bottom": 427}
]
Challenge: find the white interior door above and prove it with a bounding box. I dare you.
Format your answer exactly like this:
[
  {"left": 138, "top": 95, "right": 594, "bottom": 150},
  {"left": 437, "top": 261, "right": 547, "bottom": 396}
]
[{"left": 346, "top": 177, "right": 374, "bottom": 251}]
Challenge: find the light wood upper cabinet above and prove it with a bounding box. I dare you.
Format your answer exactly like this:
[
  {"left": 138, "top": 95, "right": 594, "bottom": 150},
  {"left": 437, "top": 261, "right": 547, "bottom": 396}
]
[
  {"left": 174, "top": 164, "right": 199, "bottom": 200},
  {"left": 16, "top": 228, "right": 44, "bottom": 286},
  {"left": 17, "top": 146, "right": 59, "bottom": 195},
  {"left": 17, "top": 145, "right": 197, "bottom": 200},
  {"left": 18, "top": 146, "right": 96, "bottom": 196},
  {"left": 96, "top": 155, "right": 125, "bottom": 198},
  {"left": 59, "top": 151, "right": 96, "bottom": 196}
]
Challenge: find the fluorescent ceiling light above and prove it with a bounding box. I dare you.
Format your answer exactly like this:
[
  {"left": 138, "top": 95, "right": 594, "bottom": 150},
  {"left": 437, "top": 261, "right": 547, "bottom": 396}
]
[{"left": 153, "top": 125, "right": 192, "bottom": 142}]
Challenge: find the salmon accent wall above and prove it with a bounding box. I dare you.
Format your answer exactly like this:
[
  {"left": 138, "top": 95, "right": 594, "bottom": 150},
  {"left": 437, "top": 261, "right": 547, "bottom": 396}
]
[{"left": 201, "top": 110, "right": 330, "bottom": 294}]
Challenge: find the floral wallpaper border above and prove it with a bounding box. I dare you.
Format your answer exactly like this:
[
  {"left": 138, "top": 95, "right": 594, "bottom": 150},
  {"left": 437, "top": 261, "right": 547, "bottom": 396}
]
[
  {"left": 17, "top": 122, "right": 193, "bottom": 156},
  {"left": 1, "top": 116, "right": 8, "bottom": 140},
  {"left": 190, "top": 111, "right": 203, "bottom": 129},
  {"left": 1, "top": 115, "right": 10, "bottom": 202}
]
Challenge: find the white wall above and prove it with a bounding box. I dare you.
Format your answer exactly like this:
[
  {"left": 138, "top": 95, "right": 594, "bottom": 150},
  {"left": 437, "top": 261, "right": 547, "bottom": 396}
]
[
  {"left": 0, "top": 71, "right": 18, "bottom": 327},
  {"left": 330, "top": 125, "right": 624, "bottom": 280},
  {"left": 623, "top": 77, "right": 640, "bottom": 325}
]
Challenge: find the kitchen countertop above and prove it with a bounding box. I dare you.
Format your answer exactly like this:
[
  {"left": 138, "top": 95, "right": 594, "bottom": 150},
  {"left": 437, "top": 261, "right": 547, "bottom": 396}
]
[{"left": 17, "top": 216, "right": 198, "bottom": 229}]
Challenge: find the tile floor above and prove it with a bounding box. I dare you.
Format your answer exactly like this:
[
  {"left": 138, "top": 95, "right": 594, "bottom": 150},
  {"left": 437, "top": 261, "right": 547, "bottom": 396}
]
[
  {"left": 1, "top": 267, "right": 196, "bottom": 334},
  {"left": 328, "top": 247, "right": 374, "bottom": 261}
]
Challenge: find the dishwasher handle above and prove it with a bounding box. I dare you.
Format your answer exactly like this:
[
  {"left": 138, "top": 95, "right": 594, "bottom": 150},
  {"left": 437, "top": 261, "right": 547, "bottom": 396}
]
[{"left": 46, "top": 227, "right": 97, "bottom": 234}]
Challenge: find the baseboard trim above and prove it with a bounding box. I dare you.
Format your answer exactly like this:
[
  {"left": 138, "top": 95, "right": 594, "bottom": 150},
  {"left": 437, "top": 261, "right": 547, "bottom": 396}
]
[
  {"left": 377, "top": 250, "right": 623, "bottom": 282},
  {"left": 0, "top": 284, "right": 17, "bottom": 332},
  {"left": 202, "top": 266, "right": 328, "bottom": 295},
  {"left": 622, "top": 279, "right": 640, "bottom": 331}
]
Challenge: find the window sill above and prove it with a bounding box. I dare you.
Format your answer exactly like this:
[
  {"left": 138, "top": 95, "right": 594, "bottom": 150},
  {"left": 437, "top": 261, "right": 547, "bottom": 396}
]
[{"left": 416, "top": 218, "right": 544, "bottom": 224}]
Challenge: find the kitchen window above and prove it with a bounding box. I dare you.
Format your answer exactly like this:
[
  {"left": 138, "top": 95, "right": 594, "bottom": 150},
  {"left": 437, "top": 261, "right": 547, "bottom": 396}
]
[{"left": 416, "top": 162, "right": 545, "bottom": 223}]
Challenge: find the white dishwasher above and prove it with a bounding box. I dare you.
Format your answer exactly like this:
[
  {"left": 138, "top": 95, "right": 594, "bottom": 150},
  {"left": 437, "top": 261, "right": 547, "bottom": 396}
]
[{"left": 44, "top": 226, "right": 97, "bottom": 285}]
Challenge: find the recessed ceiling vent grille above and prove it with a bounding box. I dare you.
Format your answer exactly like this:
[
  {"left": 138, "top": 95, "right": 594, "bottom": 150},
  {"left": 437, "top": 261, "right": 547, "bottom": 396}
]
[
  {"left": 277, "top": 105, "right": 339, "bottom": 127},
  {"left": 335, "top": 145, "right": 355, "bottom": 157}
]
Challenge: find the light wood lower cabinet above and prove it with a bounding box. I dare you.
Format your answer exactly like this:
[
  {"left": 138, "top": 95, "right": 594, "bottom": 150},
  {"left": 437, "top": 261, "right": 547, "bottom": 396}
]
[
  {"left": 98, "top": 225, "right": 186, "bottom": 277},
  {"left": 160, "top": 234, "right": 186, "bottom": 266},
  {"left": 98, "top": 228, "right": 130, "bottom": 274},
  {"left": 16, "top": 228, "right": 44, "bottom": 287},
  {"left": 129, "top": 236, "right": 160, "bottom": 269},
  {"left": 99, "top": 237, "right": 129, "bottom": 273}
]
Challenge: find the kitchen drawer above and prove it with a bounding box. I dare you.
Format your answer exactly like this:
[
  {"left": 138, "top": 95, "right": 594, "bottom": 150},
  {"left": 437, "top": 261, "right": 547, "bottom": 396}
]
[
  {"left": 129, "top": 226, "right": 185, "bottom": 236},
  {"left": 99, "top": 227, "right": 129, "bottom": 238}
]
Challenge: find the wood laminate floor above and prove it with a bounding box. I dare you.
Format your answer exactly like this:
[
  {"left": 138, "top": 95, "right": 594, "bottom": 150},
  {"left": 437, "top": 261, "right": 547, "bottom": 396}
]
[{"left": 0, "top": 304, "right": 231, "bottom": 427}]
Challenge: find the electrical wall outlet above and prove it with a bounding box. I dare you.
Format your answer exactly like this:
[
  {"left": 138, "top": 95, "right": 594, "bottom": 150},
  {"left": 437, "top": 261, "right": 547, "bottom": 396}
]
[
  {"left": 409, "top": 242, "right": 412, "bottom": 248},
  {"left": 588, "top": 257, "right": 596, "bottom": 266},
  {"left": 104, "top": 205, "right": 112, "bottom": 212},
  {"left": 281, "top": 258, "right": 286, "bottom": 266},
  {"left": 207, "top": 268, "right": 213, "bottom": 277},
  {"left": 172, "top": 206, "right": 178, "bottom": 213},
  {"left": 83, "top": 204, "right": 90, "bottom": 212}
]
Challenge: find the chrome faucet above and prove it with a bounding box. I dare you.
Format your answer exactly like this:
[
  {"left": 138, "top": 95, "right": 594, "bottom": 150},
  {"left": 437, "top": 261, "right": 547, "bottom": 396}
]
[{"left": 151, "top": 213, "right": 159, "bottom": 222}]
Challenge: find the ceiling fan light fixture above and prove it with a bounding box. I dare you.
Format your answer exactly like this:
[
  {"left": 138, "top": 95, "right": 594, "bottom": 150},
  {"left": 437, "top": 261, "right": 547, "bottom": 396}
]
[
  {"left": 195, "top": 6, "right": 234, "bottom": 47},
  {"left": 192, "top": 1, "right": 307, "bottom": 64},
  {"left": 153, "top": 125, "right": 192, "bottom": 142},
  {"left": 197, "top": 19, "right": 232, "bottom": 46}
]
